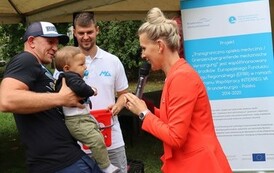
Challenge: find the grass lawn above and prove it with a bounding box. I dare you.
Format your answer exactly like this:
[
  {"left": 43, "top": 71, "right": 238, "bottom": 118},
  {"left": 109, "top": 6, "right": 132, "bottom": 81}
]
[
  {"left": 0, "top": 113, "right": 27, "bottom": 173},
  {"left": 0, "top": 76, "right": 164, "bottom": 173}
]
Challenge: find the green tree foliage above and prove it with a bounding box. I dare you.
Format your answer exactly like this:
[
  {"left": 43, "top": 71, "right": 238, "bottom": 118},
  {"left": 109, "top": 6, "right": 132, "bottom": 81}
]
[
  {"left": 97, "top": 20, "right": 143, "bottom": 80},
  {"left": 0, "top": 23, "right": 26, "bottom": 61},
  {"left": 0, "top": 24, "right": 24, "bottom": 77}
]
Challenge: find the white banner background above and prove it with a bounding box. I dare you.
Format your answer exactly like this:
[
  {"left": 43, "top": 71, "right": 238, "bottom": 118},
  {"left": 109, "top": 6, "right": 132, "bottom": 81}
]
[{"left": 181, "top": 0, "right": 274, "bottom": 171}]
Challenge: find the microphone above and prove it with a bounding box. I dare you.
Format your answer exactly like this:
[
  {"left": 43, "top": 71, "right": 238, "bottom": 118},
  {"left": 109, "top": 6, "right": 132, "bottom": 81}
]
[{"left": 135, "top": 61, "right": 151, "bottom": 98}]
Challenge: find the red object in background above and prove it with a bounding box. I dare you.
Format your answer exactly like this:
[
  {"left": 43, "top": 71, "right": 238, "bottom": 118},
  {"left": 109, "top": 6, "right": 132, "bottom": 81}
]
[{"left": 82, "top": 109, "right": 112, "bottom": 150}]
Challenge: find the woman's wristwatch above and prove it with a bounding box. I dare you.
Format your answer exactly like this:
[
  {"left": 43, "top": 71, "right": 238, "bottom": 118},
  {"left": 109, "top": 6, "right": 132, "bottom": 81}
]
[{"left": 139, "top": 109, "right": 150, "bottom": 120}]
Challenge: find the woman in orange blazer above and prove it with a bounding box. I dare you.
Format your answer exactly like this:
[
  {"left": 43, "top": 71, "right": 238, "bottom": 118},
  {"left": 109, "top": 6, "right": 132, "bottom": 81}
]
[{"left": 123, "top": 7, "right": 232, "bottom": 173}]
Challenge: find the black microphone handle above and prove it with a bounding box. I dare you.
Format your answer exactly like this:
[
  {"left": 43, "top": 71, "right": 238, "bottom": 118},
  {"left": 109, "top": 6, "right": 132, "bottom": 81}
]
[{"left": 135, "top": 75, "right": 148, "bottom": 98}]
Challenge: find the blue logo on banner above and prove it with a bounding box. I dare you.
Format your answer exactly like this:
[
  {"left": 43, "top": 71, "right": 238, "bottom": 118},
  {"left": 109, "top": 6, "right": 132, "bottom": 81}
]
[
  {"left": 229, "top": 16, "right": 237, "bottom": 24},
  {"left": 252, "top": 153, "right": 266, "bottom": 162}
]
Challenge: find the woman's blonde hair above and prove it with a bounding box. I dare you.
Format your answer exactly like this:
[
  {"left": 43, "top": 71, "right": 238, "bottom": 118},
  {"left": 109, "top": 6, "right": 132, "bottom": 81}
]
[
  {"left": 138, "top": 7, "right": 180, "bottom": 52},
  {"left": 54, "top": 46, "right": 81, "bottom": 71}
]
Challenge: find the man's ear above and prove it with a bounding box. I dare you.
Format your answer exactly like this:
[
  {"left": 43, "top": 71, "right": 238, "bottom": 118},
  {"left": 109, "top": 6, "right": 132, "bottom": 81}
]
[
  {"left": 28, "top": 36, "right": 35, "bottom": 48},
  {"left": 96, "top": 26, "right": 100, "bottom": 36},
  {"left": 73, "top": 29, "right": 76, "bottom": 37}
]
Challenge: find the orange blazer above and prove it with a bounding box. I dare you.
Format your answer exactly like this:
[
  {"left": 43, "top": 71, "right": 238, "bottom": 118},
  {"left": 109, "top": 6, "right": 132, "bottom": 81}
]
[{"left": 142, "top": 59, "right": 232, "bottom": 173}]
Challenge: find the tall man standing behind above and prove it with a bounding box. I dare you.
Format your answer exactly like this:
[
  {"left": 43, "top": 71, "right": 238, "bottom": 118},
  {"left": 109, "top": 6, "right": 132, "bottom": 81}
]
[{"left": 73, "top": 12, "right": 128, "bottom": 173}]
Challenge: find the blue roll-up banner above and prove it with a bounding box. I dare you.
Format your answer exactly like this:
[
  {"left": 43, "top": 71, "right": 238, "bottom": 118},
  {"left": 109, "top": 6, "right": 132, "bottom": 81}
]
[{"left": 180, "top": 0, "right": 274, "bottom": 171}]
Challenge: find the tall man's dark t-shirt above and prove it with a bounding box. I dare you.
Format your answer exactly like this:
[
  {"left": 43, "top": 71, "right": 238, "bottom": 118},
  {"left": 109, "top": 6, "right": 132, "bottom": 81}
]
[{"left": 3, "top": 51, "right": 85, "bottom": 173}]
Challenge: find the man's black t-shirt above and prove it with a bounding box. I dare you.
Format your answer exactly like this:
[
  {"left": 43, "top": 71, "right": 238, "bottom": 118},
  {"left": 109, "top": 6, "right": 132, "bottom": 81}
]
[{"left": 4, "top": 51, "right": 85, "bottom": 173}]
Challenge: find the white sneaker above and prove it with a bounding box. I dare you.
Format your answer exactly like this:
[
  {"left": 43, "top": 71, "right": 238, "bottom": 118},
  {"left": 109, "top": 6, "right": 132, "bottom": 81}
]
[{"left": 101, "top": 164, "right": 120, "bottom": 173}]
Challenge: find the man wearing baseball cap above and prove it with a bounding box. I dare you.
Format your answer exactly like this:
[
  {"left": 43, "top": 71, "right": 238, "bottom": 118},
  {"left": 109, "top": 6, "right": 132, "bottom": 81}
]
[
  {"left": 0, "top": 21, "right": 102, "bottom": 173},
  {"left": 23, "top": 21, "right": 69, "bottom": 45}
]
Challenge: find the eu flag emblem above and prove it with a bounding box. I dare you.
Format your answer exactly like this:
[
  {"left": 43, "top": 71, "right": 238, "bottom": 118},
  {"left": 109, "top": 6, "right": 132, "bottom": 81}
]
[{"left": 252, "top": 153, "right": 266, "bottom": 162}]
